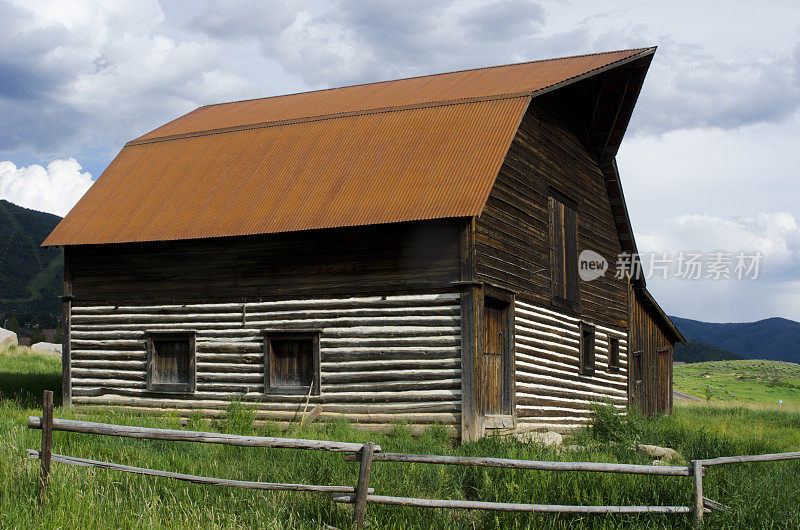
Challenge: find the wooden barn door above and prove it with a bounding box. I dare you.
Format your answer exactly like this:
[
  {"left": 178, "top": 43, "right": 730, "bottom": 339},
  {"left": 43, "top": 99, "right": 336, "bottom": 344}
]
[
  {"left": 481, "top": 296, "right": 513, "bottom": 421},
  {"left": 629, "top": 351, "right": 642, "bottom": 410},
  {"left": 657, "top": 346, "right": 672, "bottom": 413}
]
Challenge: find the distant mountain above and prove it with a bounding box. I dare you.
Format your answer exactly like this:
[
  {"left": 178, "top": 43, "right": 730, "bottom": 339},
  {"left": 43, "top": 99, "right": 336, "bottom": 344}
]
[
  {"left": 673, "top": 340, "right": 746, "bottom": 363},
  {"left": 670, "top": 315, "right": 800, "bottom": 364},
  {"left": 0, "top": 200, "right": 63, "bottom": 315}
]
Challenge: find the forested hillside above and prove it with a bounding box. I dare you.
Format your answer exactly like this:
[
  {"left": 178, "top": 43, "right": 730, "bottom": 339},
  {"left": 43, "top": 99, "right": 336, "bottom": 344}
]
[
  {"left": 674, "top": 340, "right": 745, "bottom": 363},
  {"left": 671, "top": 315, "right": 800, "bottom": 364},
  {"left": 0, "top": 200, "right": 62, "bottom": 317}
]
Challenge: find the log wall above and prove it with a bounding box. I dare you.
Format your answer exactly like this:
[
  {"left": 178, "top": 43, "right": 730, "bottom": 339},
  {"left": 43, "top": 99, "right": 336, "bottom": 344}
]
[
  {"left": 514, "top": 300, "right": 628, "bottom": 432},
  {"left": 69, "top": 293, "right": 463, "bottom": 435}
]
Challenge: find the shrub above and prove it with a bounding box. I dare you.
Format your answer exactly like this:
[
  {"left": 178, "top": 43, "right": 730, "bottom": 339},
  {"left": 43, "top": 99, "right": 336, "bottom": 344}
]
[
  {"left": 220, "top": 400, "right": 255, "bottom": 435},
  {"left": 588, "top": 402, "right": 641, "bottom": 446}
]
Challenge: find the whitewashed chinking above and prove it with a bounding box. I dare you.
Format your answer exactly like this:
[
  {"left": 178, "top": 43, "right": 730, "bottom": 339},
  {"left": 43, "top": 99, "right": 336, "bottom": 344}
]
[
  {"left": 514, "top": 300, "right": 628, "bottom": 432},
  {"left": 69, "top": 293, "right": 462, "bottom": 432}
]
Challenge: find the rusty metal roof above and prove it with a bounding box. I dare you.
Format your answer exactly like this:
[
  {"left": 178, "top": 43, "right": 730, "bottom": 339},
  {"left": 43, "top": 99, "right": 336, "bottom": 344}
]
[{"left": 44, "top": 48, "right": 654, "bottom": 246}]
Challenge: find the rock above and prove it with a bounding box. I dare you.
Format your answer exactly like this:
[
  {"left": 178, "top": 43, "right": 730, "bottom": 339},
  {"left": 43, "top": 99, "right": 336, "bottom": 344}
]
[
  {"left": 514, "top": 431, "right": 563, "bottom": 447},
  {"left": 0, "top": 327, "right": 18, "bottom": 347},
  {"left": 31, "top": 342, "right": 62, "bottom": 354},
  {"left": 636, "top": 444, "right": 679, "bottom": 461}
]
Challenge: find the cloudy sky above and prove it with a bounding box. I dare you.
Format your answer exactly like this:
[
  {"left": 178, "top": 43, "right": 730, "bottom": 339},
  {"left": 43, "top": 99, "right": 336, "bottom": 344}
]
[{"left": 1, "top": 0, "right": 799, "bottom": 323}]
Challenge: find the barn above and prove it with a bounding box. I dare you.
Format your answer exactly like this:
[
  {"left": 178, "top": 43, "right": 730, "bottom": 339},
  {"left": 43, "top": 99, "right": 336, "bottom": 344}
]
[{"left": 44, "top": 47, "right": 684, "bottom": 441}]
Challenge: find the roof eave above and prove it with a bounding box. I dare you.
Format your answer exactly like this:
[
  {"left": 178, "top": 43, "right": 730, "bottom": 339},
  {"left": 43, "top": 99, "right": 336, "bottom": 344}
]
[{"left": 636, "top": 285, "right": 687, "bottom": 344}]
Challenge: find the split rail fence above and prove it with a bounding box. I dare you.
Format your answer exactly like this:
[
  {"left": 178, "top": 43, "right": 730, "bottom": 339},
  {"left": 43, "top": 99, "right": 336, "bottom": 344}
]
[{"left": 28, "top": 391, "right": 800, "bottom": 528}]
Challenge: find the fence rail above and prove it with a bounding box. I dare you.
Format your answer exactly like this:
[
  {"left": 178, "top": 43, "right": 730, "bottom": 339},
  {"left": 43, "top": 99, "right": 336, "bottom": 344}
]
[
  {"left": 27, "top": 391, "right": 800, "bottom": 528},
  {"left": 26, "top": 449, "right": 364, "bottom": 494},
  {"left": 344, "top": 451, "right": 691, "bottom": 476},
  {"left": 697, "top": 452, "right": 800, "bottom": 466},
  {"left": 27, "top": 416, "right": 373, "bottom": 453},
  {"left": 331, "top": 494, "right": 694, "bottom": 514}
]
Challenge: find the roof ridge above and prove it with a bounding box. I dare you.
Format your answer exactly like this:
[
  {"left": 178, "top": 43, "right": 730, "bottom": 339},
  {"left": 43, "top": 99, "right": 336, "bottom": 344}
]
[
  {"left": 200, "top": 47, "right": 654, "bottom": 110},
  {"left": 126, "top": 93, "right": 533, "bottom": 147},
  {"left": 135, "top": 47, "right": 655, "bottom": 145}
]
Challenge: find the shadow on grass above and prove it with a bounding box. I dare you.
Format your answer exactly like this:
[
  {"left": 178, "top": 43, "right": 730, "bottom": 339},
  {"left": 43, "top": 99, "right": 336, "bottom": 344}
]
[{"left": 0, "top": 372, "right": 62, "bottom": 408}]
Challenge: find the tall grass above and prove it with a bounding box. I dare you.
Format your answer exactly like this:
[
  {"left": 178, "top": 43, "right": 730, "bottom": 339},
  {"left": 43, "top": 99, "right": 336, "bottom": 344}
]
[
  {"left": 0, "top": 345, "right": 61, "bottom": 407},
  {"left": 1, "top": 348, "right": 799, "bottom": 528}
]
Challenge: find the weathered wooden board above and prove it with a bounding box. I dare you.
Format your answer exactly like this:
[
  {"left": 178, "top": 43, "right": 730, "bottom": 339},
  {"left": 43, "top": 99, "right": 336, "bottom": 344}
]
[
  {"left": 67, "top": 220, "right": 461, "bottom": 305},
  {"left": 68, "top": 293, "right": 463, "bottom": 431},
  {"left": 474, "top": 99, "right": 629, "bottom": 330},
  {"left": 629, "top": 286, "right": 673, "bottom": 415}
]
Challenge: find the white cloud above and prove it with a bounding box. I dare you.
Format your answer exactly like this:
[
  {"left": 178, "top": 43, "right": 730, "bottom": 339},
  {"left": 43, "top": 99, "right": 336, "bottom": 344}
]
[
  {"left": 634, "top": 45, "right": 800, "bottom": 134},
  {"left": 186, "top": 0, "right": 800, "bottom": 135},
  {"left": 639, "top": 213, "right": 800, "bottom": 268},
  {"left": 188, "top": 0, "right": 557, "bottom": 88},
  {"left": 636, "top": 213, "right": 800, "bottom": 322},
  {"left": 0, "top": 158, "right": 92, "bottom": 216},
  {"left": 0, "top": 0, "right": 253, "bottom": 157}
]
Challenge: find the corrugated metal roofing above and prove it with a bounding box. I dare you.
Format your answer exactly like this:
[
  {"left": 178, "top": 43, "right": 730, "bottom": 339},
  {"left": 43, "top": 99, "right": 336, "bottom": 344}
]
[
  {"left": 44, "top": 48, "right": 654, "bottom": 246},
  {"left": 45, "top": 96, "right": 530, "bottom": 245},
  {"left": 136, "top": 48, "right": 651, "bottom": 143}
]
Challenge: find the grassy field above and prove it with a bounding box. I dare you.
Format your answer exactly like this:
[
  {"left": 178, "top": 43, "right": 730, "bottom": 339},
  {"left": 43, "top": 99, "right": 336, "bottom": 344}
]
[
  {"left": 1, "top": 347, "right": 799, "bottom": 528},
  {"left": 674, "top": 360, "right": 800, "bottom": 405}
]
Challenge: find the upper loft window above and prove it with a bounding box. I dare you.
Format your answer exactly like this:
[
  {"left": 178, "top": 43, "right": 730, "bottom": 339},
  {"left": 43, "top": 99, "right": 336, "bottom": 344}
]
[
  {"left": 579, "top": 322, "right": 595, "bottom": 376},
  {"left": 549, "top": 194, "right": 579, "bottom": 308},
  {"left": 263, "top": 331, "right": 321, "bottom": 395},
  {"left": 608, "top": 337, "right": 620, "bottom": 372},
  {"left": 146, "top": 331, "right": 196, "bottom": 393}
]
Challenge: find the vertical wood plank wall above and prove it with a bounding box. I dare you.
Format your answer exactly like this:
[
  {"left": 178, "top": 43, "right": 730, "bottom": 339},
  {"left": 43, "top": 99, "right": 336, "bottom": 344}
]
[
  {"left": 628, "top": 287, "right": 674, "bottom": 416},
  {"left": 66, "top": 220, "right": 461, "bottom": 306},
  {"left": 69, "top": 293, "right": 463, "bottom": 435},
  {"left": 473, "top": 94, "right": 631, "bottom": 431},
  {"left": 474, "top": 97, "right": 629, "bottom": 331},
  {"left": 514, "top": 300, "right": 628, "bottom": 432}
]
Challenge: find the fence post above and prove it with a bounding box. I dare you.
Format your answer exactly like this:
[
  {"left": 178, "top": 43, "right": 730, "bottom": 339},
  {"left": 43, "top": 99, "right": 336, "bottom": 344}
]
[
  {"left": 38, "top": 390, "right": 54, "bottom": 504},
  {"left": 692, "top": 460, "right": 703, "bottom": 528},
  {"left": 353, "top": 441, "right": 375, "bottom": 528}
]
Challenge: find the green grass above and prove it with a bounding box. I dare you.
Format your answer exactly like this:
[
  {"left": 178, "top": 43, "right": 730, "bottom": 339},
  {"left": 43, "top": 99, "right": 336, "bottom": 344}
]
[
  {"left": 674, "top": 360, "right": 800, "bottom": 404},
  {"left": 0, "top": 345, "right": 62, "bottom": 407},
  {"left": 1, "top": 348, "right": 799, "bottom": 528}
]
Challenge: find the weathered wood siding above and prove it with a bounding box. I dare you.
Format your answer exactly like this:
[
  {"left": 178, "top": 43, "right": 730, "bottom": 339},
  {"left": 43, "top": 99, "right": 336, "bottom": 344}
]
[
  {"left": 628, "top": 287, "right": 673, "bottom": 415},
  {"left": 514, "top": 300, "right": 628, "bottom": 432},
  {"left": 66, "top": 219, "right": 461, "bottom": 305},
  {"left": 69, "top": 293, "right": 462, "bottom": 434},
  {"left": 475, "top": 97, "right": 628, "bottom": 330},
  {"left": 470, "top": 95, "right": 631, "bottom": 432}
]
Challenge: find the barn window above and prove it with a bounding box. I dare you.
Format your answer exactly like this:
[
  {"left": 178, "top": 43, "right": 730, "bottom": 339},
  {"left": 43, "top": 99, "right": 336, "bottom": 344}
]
[
  {"left": 579, "top": 322, "right": 595, "bottom": 375},
  {"left": 608, "top": 337, "right": 620, "bottom": 372},
  {"left": 263, "top": 331, "right": 321, "bottom": 395},
  {"left": 549, "top": 194, "right": 579, "bottom": 308},
  {"left": 633, "top": 350, "right": 643, "bottom": 386},
  {"left": 146, "top": 331, "right": 196, "bottom": 393}
]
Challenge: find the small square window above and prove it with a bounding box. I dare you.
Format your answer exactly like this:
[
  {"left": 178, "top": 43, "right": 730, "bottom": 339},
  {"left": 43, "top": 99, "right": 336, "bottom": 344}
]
[
  {"left": 579, "top": 322, "right": 595, "bottom": 375},
  {"left": 264, "top": 331, "right": 320, "bottom": 395},
  {"left": 608, "top": 337, "right": 620, "bottom": 372},
  {"left": 146, "top": 331, "right": 196, "bottom": 393}
]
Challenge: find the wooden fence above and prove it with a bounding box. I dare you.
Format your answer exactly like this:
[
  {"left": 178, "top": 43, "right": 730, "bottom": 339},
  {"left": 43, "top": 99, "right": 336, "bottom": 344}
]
[{"left": 27, "top": 391, "right": 800, "bottom": 528}]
